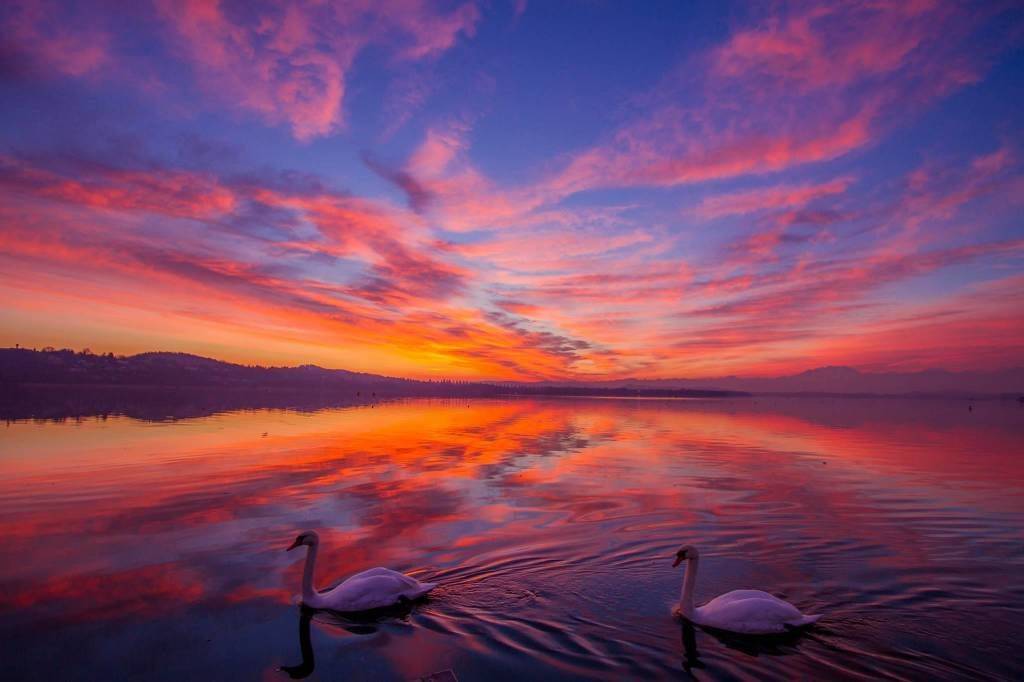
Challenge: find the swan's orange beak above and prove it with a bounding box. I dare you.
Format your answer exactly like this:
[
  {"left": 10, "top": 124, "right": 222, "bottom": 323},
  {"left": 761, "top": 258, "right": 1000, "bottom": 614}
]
[
  {"left": 286, "top": 538, "right": 302, "bottom": 551},
  {"left": 672, "top": 555, "right": 683, "bottom": 567}
]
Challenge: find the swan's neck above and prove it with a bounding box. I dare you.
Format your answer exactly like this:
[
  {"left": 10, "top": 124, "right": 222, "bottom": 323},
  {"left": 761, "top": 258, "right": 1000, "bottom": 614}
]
[
  {"left": 301, "top": 544, "right": 321, "bottom": 607},
  {"left": 680, "top": 556, "right": 698, "bottom": 619}
]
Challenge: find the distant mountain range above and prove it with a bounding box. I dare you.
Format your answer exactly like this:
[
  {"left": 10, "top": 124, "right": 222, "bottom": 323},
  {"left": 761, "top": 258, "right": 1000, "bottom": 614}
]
[
  {"left": 1, "top": 348, "right": 1019, "bottom": 397},
  {"left": 0, "top": 348, "right": 740, "bottom": 398},
  {"left": 0, "top": 348, "right": 490, "bottom": 396},
  {"left": 517, "top": 365, "right": 1024, "bottom": 397}
]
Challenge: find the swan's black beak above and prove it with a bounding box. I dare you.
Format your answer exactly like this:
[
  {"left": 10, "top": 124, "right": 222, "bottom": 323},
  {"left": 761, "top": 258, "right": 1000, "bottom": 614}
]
[{"left": 286, "top": 537, "right": 302, "bottom": 551}]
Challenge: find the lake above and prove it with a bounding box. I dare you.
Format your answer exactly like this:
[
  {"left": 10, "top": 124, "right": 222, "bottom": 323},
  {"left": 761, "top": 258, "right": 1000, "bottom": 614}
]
[{"left": 1, "top": 396, "right": 1023, "bottom": 680}]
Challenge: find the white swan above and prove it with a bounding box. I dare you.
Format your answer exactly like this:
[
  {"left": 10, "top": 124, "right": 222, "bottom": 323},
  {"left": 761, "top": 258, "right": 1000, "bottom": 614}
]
[
  {"left": 673, "top": 545, "right": 820, "bottom": 634},
  {"left": 286, "top": 530, "right": 436, "bottom": 612}
]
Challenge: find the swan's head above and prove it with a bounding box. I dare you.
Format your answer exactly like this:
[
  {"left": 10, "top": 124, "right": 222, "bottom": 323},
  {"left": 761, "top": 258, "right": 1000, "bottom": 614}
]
[
  {"left": 286, "top": 530, "right": 319, "bottom": 552},
  {"left": 672, "top": 544, "right": 699, "bottom": 567}
]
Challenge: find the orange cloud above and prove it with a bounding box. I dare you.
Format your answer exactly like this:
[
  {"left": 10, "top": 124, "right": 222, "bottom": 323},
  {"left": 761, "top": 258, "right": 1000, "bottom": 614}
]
[
  {"left": 0, "top": 159, "right": 616, "bottom": 379},
  {"left": 0, "top": 155, "right": 236, "bottom": 218}
]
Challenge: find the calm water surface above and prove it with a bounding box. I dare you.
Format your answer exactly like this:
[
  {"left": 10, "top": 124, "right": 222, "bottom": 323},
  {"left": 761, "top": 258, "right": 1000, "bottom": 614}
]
[{"left": 2, "top": 397, "right": 1023, "bottom": 680}]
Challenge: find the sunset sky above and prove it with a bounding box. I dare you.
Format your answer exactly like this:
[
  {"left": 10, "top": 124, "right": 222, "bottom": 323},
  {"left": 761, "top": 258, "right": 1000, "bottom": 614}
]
[{"left": 1, "top": 0, "right": 1022, "bottom": 380}]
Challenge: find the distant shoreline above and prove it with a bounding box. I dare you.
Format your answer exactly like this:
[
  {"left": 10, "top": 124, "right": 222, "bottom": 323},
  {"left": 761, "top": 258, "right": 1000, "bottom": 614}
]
[
  {"left": 1, "top": 347, "right": 1020, "bottom": 400},
  {"left": 4, "top": 382, "right": 1021, "bottom": 424},
  {"left": 6, "top": 381, "right": 1017, "bottom": 400},
  {"left": 2, "top": 381, "right": 748, "bottom": 399}
]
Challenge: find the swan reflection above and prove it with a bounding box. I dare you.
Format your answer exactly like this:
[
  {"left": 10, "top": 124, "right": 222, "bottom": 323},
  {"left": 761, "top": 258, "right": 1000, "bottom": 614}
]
[
  {"left": 279, "top": 608, "right": 314, "bottom": 680},
  {"left": 279, "top": 600, "right": 422, "bottom": 679},
  {"left": 680, "top": 621, "right": 705, "bottom": 675},
  {"left": 680, "top": 615, "right": 817, "bottom": 676}
]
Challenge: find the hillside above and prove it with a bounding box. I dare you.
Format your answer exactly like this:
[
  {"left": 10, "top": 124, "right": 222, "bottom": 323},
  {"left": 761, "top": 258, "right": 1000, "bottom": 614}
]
[
  {"left": 0, "top": 348, "right": 744, "bottom": 399},
  {"left": 0, "top": 347, "right": 487, "bottom": 395}
]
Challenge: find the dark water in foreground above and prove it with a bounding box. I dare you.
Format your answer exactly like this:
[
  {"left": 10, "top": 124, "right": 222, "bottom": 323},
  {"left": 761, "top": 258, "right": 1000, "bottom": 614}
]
[{"left": 1, "top": 396, "right": 1023, "bottom": 680}]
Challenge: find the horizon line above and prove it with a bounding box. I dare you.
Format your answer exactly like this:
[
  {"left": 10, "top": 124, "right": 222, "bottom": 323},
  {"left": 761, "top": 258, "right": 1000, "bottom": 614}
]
[{"left": 3, "top": 344, "right": 1021, "bottom": 386}]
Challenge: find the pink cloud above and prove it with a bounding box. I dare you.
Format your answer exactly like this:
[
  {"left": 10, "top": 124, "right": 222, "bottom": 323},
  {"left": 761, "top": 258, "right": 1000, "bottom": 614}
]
[
  {"left": 155, "top": 0, "right": 341, "bottom": 140},
  {"left": 408, "top": 125, "right": 470, "bottom": 177},
  {"left": 554, "top": 102, "right": 877, "bottom": 193},
  {"left": 384, "top": 121, "right": 555, "bottom": 232},
  {"left": 2, "top": 0, "right": 111, "bottom": 77},
  {"left": 696, "top": 177, "right": 852, "bottom": 219},
  {"left": 545, "top": 1, "right": 1012, "bottom": 196},
  {"left": 455, "top": 223, "right": 652, "bottom": 273},
  {"left": 690, "top": 239, "right": 1024, "bottom": 339},
  {"left": 807, "top": 274, "right": 1024, "bottom": 372},
  {"left": 380, "top": 26, "right": 915, "bottom": 227},
  {"left": 5, "top": 1, "right": 479, "bottom": 140},
  {"left": 894, "top": 145, "right": 1022, "bottom": 240},
  {"left": 379, "top": 69, "right": 438, "bottom": 140},
  {"left": 155, "top": 0, "right": 479, "bottom": 140},
  {"left": 710, "top": 1, "right": 947, "bottom": 90},
  {"left": 0, "top": 152, "right": 472, "bottom": 319},
  {"left": 388, "top": 0, "right": 480, "bottom": 61},
  {"left": 0, "top": 154, "right": 236, "bottom": 218}
]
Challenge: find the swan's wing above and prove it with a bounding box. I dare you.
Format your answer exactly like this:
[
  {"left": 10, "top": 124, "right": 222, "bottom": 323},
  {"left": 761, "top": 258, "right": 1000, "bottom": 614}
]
[
  {"left": 348, "top": 567, "right": 416, "bottom": 583},
  {"left": 324, "top": 574, "right": 413, "bottom": 611},
  {"left": 704, "top": 589, "right": 789, "bottom": 608},
  {"left": 354, "top": 567, "right": 435, "bottom": 592},
  {"left": 351, "top": 566, "right": 393, "bottom": 577},
  {"left": 324, "top": 570, "right": 435, "bottom": 611},
  {"left": 696, "top": 596, "right": 805, "bottom": 635}
]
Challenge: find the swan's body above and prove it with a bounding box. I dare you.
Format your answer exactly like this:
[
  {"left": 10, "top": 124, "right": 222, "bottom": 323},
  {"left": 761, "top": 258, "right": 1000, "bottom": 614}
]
[
  {"left": 287, "top": 531, "right": 436, "bottom": 612},
  {"left": 674, "top": 545, "right": 820, "bottom": 635}
]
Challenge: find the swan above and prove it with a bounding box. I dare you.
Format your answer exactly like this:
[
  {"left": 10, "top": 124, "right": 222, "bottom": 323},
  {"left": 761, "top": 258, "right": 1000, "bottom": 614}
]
[
  {"left": 673, "top": 545, "right": 820, "bottom": 634},
  {"left": 286, "top": 530, "right": 437, "bottom": 612}
]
